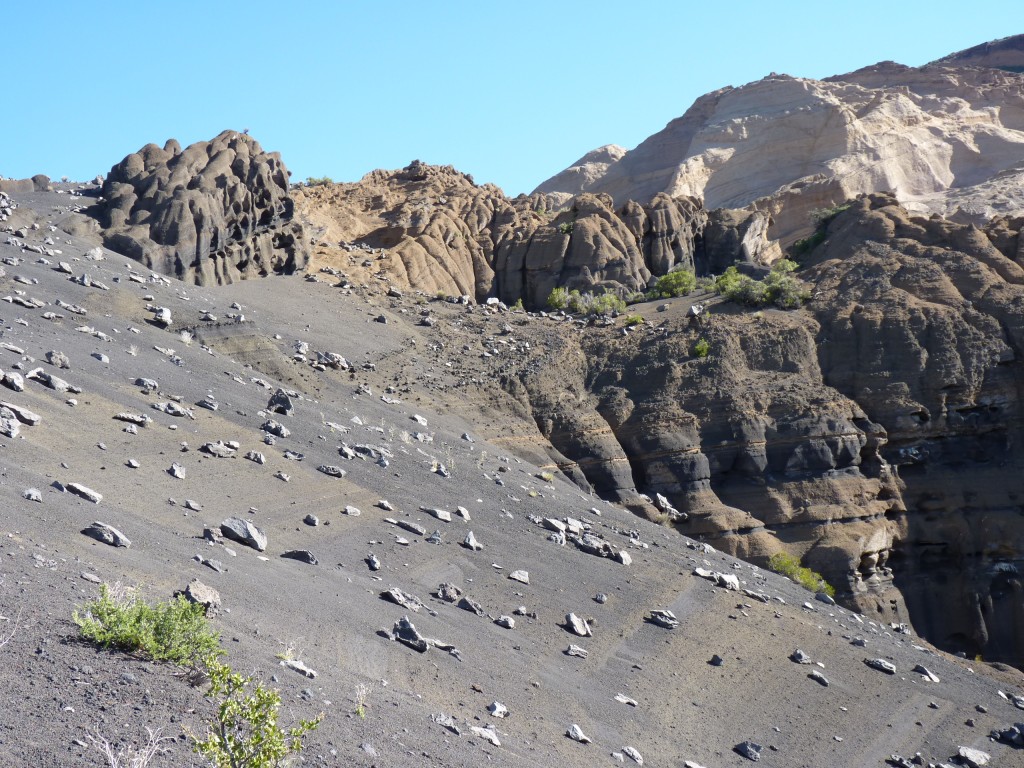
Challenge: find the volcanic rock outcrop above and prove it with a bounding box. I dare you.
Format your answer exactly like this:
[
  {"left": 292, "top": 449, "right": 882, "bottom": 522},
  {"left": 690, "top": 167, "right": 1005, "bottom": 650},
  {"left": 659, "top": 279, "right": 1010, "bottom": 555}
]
[
  {"left": 535, "top": 43, "right": 1024, "bottom": 245},
  {"left": 90, "top": 130, "right": 308, "bottom": 285},
  {"left": 488, "top": 192, "right": 1024, "bottom": 665},
  {"left": 298, "top": 162, "right": 777, "bottom": 308}
]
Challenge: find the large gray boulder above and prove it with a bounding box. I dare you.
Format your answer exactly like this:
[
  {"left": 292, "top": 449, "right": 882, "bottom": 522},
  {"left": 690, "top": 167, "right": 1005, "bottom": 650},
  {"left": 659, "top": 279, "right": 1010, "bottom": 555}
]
[{"left": 220, "top": 517, "right": 267, "bottom": 551}]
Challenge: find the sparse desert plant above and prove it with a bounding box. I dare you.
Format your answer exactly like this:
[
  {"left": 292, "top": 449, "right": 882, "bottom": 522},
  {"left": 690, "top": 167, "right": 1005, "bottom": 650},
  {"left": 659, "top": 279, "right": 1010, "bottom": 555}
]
[
  {"left": 512, "top": 298, "right": 524, "bottom": 311},
  {"left": 178, "top": 329, "right": 194, "bottom": 346},
  {"left": 538, "top": 470, "right": 555, "bottom": 483},
  {"left": 85, "top": 727, "right": 172, "bottom": 768},
  {"left": 354, "top": 682, "right": 371, "bottom": 718},
  {"left": 650, "top": 268, "right": 697, "bottom": 299},
  {"left": 623, "top": 314, "right": 644, "bottom": 326},
  {"left": 304, "top": 176, "right": 333, "bottom": 187},
  {"left": 274, "top": 637, "right": 303, "bottom": 662},
  {"left": 191, "top": 660, "right": 323, "bottom": 768},
  {"left": 127, "top": 344, "right": 139, "bottom": 357},
  {"left": 557, "top": 221, "right": 574, "bottom": 235},
  {"left": 692, "top": 337, "right": 711, "bottom": 358},
  {"left": 767, "top": 552, "right": 836, "bottom": 598},
  {"left": 73, "top": 583, "right": 222, "bottom": 668}
]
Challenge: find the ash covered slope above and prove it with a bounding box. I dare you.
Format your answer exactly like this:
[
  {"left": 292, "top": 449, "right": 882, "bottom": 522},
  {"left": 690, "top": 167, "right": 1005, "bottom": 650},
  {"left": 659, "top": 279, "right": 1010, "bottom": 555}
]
[
  {"left": 87, "top": 130, "right": 308, "bottom": 285},
  {"left": 534, "top": 37, "right": 1024, "bottom": 245},
  {"left": 2, "top": 186, "right": 1024, "bottom": 766}
]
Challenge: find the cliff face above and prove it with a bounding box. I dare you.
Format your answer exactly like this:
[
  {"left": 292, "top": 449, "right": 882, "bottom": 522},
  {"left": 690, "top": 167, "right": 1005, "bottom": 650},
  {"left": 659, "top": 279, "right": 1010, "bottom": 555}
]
[
  {"left": 534, "top": 52, "right": 1024, "bottom": 246},
  {"left": 297, "top": 162, "right": 777, "bottom": 308},
  {"left": 90, "top": 130, "right": 309, "bottom": 285},
  {"left": 805, "top": 194, "right": 1024, "bottom": 663},
  {"left": 493, "top": 194, "right": 1024, "bottom": 665}
]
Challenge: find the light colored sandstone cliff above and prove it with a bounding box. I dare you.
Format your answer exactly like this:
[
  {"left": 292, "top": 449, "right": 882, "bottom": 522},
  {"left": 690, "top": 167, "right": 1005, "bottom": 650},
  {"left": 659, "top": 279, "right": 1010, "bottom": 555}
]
[{"left": 536, "top": 58, "right": 1024, "bottom": 247}]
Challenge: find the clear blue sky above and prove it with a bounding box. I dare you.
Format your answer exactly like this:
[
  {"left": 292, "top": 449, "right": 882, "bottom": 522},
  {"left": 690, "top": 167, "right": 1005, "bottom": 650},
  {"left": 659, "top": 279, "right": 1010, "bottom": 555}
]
[{"left": 1, "top": 1, "right": 1018, "bottom": 196}]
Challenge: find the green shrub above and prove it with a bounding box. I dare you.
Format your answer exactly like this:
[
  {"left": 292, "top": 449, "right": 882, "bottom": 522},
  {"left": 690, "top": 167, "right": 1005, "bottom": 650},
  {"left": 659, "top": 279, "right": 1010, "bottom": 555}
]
[
  {"left": 623, "top": 314, "right": 644, "bottom": 326},
  {"left": 304, "top": 176, "right": 333, "bottom": 186},
  {"left": 767, "top": 552, "right": 836, "bottom": 598},
  {"left": 547, "top": 287, "right": 625, "bottom": 315},
  {"left": 692, "top": 337, "right": 711, "bottom": 358},
  {"left": 651, "top": 269, "right": 697, "bottom": 298},
  {"left": 73, "top": 584, "right": 222, "bottom": 668},
  {"left": 557, "top": 221, "right": 574, "bottom": 235},
  {"left": 546, "top": 287, "right": 570, "bottom": 311},
  {"left": 714, "top": 260, "right": 809, "bottom": 310},
  {"left": 191, "top": 660, "right": 323, "bottom": 768},
  {"left": 512, "top": 298, "right": 524, "bottom": 311}
]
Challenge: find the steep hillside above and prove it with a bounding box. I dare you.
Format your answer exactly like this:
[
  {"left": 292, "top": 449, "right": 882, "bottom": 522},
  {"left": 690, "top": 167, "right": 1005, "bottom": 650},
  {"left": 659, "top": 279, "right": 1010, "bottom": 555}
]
[{"left": 6, "top": 183, "right": 1024, "bottom": 767}]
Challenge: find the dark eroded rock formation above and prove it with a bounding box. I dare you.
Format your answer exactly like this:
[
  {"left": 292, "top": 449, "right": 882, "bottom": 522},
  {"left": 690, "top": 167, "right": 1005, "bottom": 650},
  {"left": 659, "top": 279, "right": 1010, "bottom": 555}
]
[
  {"left": 493, "top": 194, "right": 1024, "bottom": 666},
  {"left": 91, "top": 130, "right": 308, "bottom": 285}
]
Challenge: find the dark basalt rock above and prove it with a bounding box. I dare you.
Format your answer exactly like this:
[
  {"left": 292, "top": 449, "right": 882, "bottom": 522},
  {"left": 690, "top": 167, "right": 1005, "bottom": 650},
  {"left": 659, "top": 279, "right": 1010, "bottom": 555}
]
[{"left": 90, "top": 130, "right": 308, "bottom": 285}]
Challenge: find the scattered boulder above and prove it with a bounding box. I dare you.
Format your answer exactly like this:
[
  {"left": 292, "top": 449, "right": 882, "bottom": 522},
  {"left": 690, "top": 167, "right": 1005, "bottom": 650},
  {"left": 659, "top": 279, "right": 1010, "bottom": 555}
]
[
  {"left": 734, "top": 741, "right": 762, "bottom": 761},
  {"left": 267, "top": 389, "right": 294, "bottom": 416},
  {"left": 565, "top": 613, "right": 592, "bottom": 637},
  {"left": 392, "top": 615, "right": 428, "bottom": 653},
  {"left": 956, "top": 746, "right": 991, "bottom": 767},
  {"left": 176, "top": 580, "right": 221, "bottom": 615},
  {"left": 864, "top": 658, "right": 897, "bottom": 675},
  {"left": 912, "top": 664, "right": 940, "bottom": 683},
  {"left": 463, "top": 531, "right": 482, "bottom": 551},
  {"left": 808, "top": 670, "right": 830, "bottom": 687},
  {"left": 382, "top": 588, "right": 423, "bottom": 612},
  {"left": 566, "top": 724, "right": 591, "bottom": 744},
  {"left": 200, "top": 441, "right": 236, "bottom": 458},
  {"left": 82, "top": 521, "right": 130, "bottom": 548},
  {"left": 67, "top": 483, "right": 102, "bottom": 503},
  {"left": 470, "top": 724, "right": 500, "bottom": 747},
  {"left": 281, "top": 550, "right": 318, "bottom": 565},
  {"left": 220, "top": 517, "right": 267, "bottom": 551},
  {"left": 647, "top": 609, "right": 679, "bottom": 629},
  {"left": 458, "top": 596, "right": 486, "bottom": 616},
  {"left": 280, "top": 659, "right": 317, "bottom": 679},
  {"left": 262, "top": 419, "right": 290, "bottom": 438},
  {"left": 437, "top": 583, "right": 462, "bottom": 603}
]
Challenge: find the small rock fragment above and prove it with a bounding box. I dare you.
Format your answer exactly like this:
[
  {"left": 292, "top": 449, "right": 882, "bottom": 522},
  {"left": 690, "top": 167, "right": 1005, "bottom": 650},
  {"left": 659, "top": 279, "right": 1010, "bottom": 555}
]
[
  {"left": 734, "top": 741, "right": 762, "bottom": 761},
  {"left": 280, "top": 550, "right": 318, "bottom": 565},
  {"left": 67, "top": 482, "right": 102, "bottom": 503},
  {"left": 864, "top": 658, "right": 896, "bottom": 675},
  {"left": 566, "top": 724, "right": 591, "bottom": 744}
]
